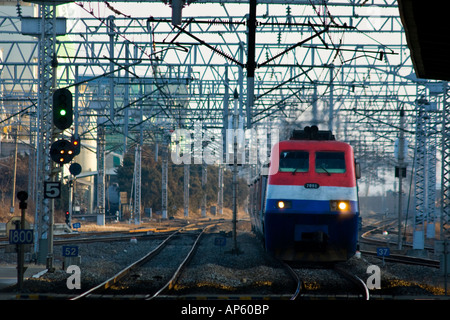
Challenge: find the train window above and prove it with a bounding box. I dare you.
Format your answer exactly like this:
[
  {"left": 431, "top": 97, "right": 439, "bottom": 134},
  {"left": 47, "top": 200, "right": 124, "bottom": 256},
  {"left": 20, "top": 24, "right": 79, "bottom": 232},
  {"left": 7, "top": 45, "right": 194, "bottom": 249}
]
[
  {"left": 315, "top": 152, "right": 346, "bottom": 174},
  {"left": 279, "top": 151, "right": 309, "bottom": 173}
]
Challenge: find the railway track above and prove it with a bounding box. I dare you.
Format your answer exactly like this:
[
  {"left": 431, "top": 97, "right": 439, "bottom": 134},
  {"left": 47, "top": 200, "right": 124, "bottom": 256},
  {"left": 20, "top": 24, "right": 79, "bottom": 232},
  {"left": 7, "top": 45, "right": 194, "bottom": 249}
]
[
  {"left": 71, "top": 223, "right": 214, "bottom": 300},
  {"left": 280, "top": 262, "right": 302, "bottom": 300},
  {"left": 0, "top": 225, "right": 185, "bottom": 249},
  {"left": 6, "top": 217, "right": 444, "bottom": 300},
  {"left": 360, "top": 214, "right": 440, "bottom": 269},
  {"left": 333, "top": 264, "right": 369, "bottom": 300},
  {"left": 360, "top": 250, "right": 440, "bottom": 268},
  {"left": 288, "top": 263, "right": 370, "bottom": 300}
]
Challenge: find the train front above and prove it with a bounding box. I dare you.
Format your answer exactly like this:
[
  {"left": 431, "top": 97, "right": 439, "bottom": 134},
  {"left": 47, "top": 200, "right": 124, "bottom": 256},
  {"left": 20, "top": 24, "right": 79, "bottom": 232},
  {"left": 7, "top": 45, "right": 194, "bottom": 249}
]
[{"left": 264, "top": 134, "right": 360, "bottom": 262}]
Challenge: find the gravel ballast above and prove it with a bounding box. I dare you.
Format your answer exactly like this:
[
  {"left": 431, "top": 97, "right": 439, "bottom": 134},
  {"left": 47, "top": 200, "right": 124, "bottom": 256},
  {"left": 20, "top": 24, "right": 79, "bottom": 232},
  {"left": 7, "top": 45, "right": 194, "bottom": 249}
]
[{"left": 0, "top": 220, "right": 447, "bottom": 298}]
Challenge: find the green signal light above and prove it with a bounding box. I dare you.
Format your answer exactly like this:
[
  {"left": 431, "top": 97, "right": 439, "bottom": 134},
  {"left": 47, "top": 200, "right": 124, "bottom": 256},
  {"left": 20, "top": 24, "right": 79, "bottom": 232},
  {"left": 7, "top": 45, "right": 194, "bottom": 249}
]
[{"left": 53, "top": 88, "right": 73, "bottom": 130}]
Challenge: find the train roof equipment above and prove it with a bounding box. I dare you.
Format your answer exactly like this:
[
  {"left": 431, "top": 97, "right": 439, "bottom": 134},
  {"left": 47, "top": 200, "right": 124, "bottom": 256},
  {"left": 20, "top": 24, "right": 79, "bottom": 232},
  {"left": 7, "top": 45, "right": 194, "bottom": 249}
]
[{"left": 290, "top": 125, "right": 335, "bottom": 141}]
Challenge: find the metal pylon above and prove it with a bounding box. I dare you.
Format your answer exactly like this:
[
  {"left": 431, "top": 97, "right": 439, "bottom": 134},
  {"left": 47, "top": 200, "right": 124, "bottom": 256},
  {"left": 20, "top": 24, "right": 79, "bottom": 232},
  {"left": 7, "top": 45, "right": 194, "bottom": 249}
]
[
  {"left": 442, "top": 83, "right": 450, "bottom": 238},
  {"left": 426, "top": 104, "right": 438, "bottom": 239},
  {"left": 184, "top": 163, "right": 189, "bottom": 217},
  {"left": 133, "top": 143, "right": 141, "bottom": 224},
  {"left": 218, "top": 165, "right": 223, "bottom": 215},
  {"left": 34, "top": 4, "right": 56, "bottom": 262},
  {"left": 96, "top": 120, "right": 106, "bottom": 225},
  {"left": 413, "top": 103, "right": 427, "bottom": 249},
  {"left": 161, "top": 140, "right": 168, "bottom": 219},
  {"left": 201, "top": 161, "right": 207, "bottom": 218}
]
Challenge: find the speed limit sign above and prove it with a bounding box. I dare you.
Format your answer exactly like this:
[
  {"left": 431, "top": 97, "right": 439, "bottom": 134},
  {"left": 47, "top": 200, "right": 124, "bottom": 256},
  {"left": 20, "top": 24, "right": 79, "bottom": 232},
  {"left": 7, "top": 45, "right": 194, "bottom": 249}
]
[{"left": 44, "top": 181, "right": 61, "bottom": 198}]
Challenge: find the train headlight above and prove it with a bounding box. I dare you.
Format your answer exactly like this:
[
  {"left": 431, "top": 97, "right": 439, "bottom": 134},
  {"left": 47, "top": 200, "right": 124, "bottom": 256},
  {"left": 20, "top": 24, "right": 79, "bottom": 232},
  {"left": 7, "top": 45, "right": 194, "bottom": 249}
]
[
  {"left": 330, "top": 200, "right": 350, "bottom": 212},
  {"left": 338, "top": 201, "right": 348, "bottom": 211},
  {"left": 276, "top": 200, "right": 292, "bottom": 209}
]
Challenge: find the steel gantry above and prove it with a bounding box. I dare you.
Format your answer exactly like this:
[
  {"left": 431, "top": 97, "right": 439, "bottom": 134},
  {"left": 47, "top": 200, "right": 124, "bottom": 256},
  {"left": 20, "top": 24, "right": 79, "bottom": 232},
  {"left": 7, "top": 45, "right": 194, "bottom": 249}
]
[{"left": 0, "top": 0, "right": 449, "bottom": 254}]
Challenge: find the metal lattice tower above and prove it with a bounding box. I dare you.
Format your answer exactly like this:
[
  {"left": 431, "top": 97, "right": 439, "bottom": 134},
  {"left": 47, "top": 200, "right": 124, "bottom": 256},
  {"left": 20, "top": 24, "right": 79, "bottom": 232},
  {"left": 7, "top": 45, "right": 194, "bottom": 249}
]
[
  {"left": 412, "top": 82, "right": 445, "bottom": 246},
  {"left": 96, "top": 120, "right": 106, "bottom": 225},
  {"left": 161, "top": 140, "right": 168, "bottom": 220},
  {"left": 218, "top": 165, "right": 224, "bottom": 215},
  {"left": 184, "top": 163, "right": 190, "bottom": 217},
  {"left": 201, "top": 161, "right": 207, "bottom": 218},
  {"left": 442, "top": 83, "right": 450, "bottom": 238},
  {"left": 426, "top": 116, "right": 437, "bottom": 239},
  {"left": 34, "top": 4, "right": 57, "bottom": 263},
  {"left": 413, "top": 102, "right": 427, "bottom": 249},
  {"left": 133, "top": 143, "right": 141, "bottom": 224},
  {"left": 425, "top": 84, "right": 441, "bottom": 239}
]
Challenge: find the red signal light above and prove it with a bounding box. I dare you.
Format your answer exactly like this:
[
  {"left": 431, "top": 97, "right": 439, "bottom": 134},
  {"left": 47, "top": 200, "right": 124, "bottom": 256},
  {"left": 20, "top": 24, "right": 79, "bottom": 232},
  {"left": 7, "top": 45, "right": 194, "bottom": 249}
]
[{"left": 71, "top": 135, "right": 81, "bottom": 156}]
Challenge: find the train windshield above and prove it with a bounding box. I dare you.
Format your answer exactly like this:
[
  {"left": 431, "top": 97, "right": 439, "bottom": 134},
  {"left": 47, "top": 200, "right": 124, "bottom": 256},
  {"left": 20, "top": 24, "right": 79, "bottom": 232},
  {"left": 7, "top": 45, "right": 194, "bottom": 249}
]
[
  {"left": 279, "top": 151, "right": 309, "bottom": 173},
  {"left": 315, "top": 152, "right": 346, "bottom": 174}
]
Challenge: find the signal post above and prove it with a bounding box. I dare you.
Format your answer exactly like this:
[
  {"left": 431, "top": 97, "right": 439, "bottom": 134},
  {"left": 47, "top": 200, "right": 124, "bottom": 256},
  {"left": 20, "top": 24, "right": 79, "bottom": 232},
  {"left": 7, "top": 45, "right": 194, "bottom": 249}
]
[
  {"left": 46, "top": 87, "right": 81, "bottom": 270},
  {"left": 9, "top": 191, "right": 32, "bottom": 291},
  {"left": 47, "top": 87, "right": 72, "bottom": 271}
]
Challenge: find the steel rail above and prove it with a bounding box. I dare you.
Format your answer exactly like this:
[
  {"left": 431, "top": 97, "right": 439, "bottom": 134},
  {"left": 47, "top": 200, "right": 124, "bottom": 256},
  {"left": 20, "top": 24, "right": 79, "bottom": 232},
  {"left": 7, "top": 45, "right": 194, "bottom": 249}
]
[
  {"left": 334, "top": 264, "right": 370, "bottom": 300},
  {"left": 360, "top": 250, "right": 440, "bottom": 268},
  {"left": 70, "top": 225, "right": 186, "bottom": 300},
  {"left": 146, "top": 224, "right": 214, "bottom": 300},
  {"left": 281, "top": 261, "right": 303, "bottom": 300}
]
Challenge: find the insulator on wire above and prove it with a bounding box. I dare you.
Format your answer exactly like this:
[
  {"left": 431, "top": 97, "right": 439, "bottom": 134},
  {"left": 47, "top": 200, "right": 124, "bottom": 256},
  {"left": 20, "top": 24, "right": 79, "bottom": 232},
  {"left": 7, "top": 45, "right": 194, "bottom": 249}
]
[{"left": 16, "top": 2, "right": 22, "bottom": 17}]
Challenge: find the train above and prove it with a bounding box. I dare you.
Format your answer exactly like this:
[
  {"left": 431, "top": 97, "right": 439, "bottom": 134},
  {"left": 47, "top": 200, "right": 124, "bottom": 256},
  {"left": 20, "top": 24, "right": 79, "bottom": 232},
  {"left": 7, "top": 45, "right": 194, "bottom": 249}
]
[{"left": 249, "top": 125, "right": 361, "bottom": 262}]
